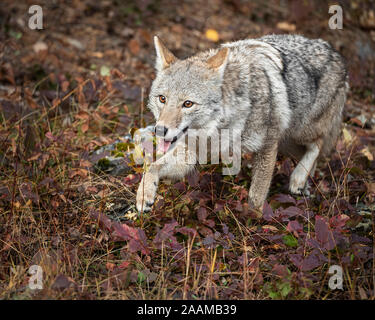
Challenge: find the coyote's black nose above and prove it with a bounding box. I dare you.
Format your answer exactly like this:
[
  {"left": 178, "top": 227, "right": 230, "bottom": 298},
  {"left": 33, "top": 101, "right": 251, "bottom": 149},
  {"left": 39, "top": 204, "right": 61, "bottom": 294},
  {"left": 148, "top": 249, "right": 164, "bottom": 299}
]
[{"left": 155, "top": 125, "right": 168, "bottom": 137}]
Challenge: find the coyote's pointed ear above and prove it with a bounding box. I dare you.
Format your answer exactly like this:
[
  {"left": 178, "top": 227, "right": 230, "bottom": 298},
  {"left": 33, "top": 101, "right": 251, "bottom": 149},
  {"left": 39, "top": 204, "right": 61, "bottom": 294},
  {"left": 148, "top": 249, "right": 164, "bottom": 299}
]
[
  {"left": 154, "top": 36, "right": 177, "bottom": 72},
  {"left": 206, "top": 47, "right": 229, "bottom": 76}
]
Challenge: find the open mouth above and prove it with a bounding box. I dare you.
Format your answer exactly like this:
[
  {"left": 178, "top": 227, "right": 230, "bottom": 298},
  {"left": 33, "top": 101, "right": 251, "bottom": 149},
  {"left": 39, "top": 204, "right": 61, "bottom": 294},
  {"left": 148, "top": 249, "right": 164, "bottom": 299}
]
[{"left": 158, "top": 126, "right": 188, "bottom": 153}]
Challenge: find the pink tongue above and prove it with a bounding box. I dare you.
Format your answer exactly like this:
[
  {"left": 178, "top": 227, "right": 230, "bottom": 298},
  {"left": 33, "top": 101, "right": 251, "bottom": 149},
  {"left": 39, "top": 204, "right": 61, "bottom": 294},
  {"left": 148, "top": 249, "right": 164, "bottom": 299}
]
[{"left": 158, "top": 140, "right": 171, "bottom": 153}]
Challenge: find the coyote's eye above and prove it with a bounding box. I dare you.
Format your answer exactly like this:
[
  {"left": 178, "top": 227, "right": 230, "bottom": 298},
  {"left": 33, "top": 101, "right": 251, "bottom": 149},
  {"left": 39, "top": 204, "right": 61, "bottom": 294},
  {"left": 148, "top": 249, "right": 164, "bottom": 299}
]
[
  {"left": 183, "top": 100, "right": 194, "bottom": 108},
  {"left": 159, "top": 95, "right": 166, "bottom": 103}
]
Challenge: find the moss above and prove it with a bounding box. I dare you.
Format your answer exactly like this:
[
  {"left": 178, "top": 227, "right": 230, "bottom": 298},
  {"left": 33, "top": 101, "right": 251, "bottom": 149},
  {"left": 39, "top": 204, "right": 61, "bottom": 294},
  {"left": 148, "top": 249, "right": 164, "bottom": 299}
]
[
  {"left": 110, "top": 151, "right": 125, "bottom": 158},
  {"left": 97, "top": 158, "right": 111, "bottom": 170},
  {"left": 116, "top": 142, "right": 134, "bottom": 151},
  {"left": 115, "top": 142, "right": 127, "bottom": 151}
]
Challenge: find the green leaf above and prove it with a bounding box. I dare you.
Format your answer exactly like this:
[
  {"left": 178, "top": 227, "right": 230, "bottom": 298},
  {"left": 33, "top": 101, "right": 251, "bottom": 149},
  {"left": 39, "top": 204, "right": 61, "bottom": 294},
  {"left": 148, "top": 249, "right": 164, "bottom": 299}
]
[
  {"left": 278, "top": 282, "right": 292, "bottom": 298},
  {"left": 282, "top": 234, "right": 298, "bottom": 247},
  {"left": 9, "top": 30, "right": 22, "bottom": 39},
  {"left": 268, "top": 291, "right": 280, "bottom": 299},
  {"left": 137, "top": 271, "right": 146, "bottom": 283},
  {"left": 350, "top": 253, "right": 354, "bottom": 262}
]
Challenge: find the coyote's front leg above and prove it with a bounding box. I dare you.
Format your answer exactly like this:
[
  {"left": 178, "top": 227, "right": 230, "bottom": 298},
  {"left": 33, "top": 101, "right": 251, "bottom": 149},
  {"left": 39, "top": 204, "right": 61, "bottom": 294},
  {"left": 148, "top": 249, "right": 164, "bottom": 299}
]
[
  {"left": 248, "top": 144, "right": 278, "bottom": 215},
  {"left": 136, "top": 143, "right": 196, "bottom": 213},
  {"left": 136, "top": 165, "right": 160, "bottom": 213}
]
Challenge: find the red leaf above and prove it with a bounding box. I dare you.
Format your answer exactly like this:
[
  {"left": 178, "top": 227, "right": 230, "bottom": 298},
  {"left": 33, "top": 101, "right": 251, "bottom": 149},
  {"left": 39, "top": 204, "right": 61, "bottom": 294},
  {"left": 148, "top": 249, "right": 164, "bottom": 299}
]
[
  {"left": 330, "top": 214, "right": 350, "bottom": 231},
  {"left": 173, "top": 182, "right": 186, "bottom": 192},
  {"left": 301, "top": 253, "right": 323, "bottom": 271},
  {"left": 118, "top": 261, "right": 131, "bottom": 269},
  {"left": 301, "top": 250, "right": 327, "bottom": 271},
  {"left": 197, "top": 206, "right": 208, "bottom": 221},
  {"left": 81, "top": 121, "right": 89, "bottom": 133},
  {"left": 287, "top": 220, "right": 303, "bottom": 237},
  {"left": 204, "top": 219, "right": 215, "bottom": 228},
  {"left": 315, "top": 215, "right": 336, "bottom": 250},
  {"left": 289, "top": 253, "right": 303, "bottom": 269},
  {"left": 280, "top": 206, "right": 303, "bottom": 218},
  {"left": 106, "top": 262, "right": 116, "bottom": 271},
  {"left": 187, "top": 170, "right": 199, "bottom": 187},
  {"left": 315, "top": 215, "right": 329, "bottom": 243},
  {"left": 214, "top": 201, "right": 225, "bottom": 212},
  {"left": 45, "top": 131, "right": 56, "bottom": 141},
  {"left": 112, "top": 222, "right": 133, "bottom": 241},
  {"left": 176, "top": 227, "right": 197, "bottom": 238},
  {"left": 155, "top": 221, "right": 178, "bottom": 241},
  {"left": 153, "top": 221, "right": 181, "bottom": 250},
  {"left": 112, "top": 222, "right": 149, "bottom": 255},
  {"left": 272, "top": 193, "right": 296, "bottom": 205},
  {"left": 122, "top": 174, "right": 141, "bottom": 186},
  {"left": 90, "top": 209, "right": 112, "bottom": 231},
  {"left": 262, "top": 201, "right": 274, "bottom": 221},
  {"left": 272, "top": 264, "right": 289, "bottom": 277}
]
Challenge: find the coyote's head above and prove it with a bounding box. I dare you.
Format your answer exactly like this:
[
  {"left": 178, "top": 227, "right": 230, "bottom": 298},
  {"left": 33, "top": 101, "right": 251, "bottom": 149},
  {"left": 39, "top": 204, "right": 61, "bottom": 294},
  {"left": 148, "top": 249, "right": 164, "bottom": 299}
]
[{"left": 148, "top": 36, "right": 229, "bottom": 152}]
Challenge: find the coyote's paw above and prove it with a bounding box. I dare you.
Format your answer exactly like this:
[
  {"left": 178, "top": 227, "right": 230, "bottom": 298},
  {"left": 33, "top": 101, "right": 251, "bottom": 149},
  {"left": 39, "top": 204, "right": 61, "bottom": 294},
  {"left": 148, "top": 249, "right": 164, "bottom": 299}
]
[
  {"left": 248, "top": 190, "right": 264, "bottom": 219},
  {"left": 289, "top": 172, "right": 310, "bottom": 196},
  {"left": 136, "top": 175, "right": 158, "bottom": 213}
]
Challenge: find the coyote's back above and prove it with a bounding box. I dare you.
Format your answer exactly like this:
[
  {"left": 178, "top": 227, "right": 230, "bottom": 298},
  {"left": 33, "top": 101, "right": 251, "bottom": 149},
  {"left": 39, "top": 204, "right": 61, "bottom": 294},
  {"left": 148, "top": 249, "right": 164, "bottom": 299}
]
[{"left": 259, "top": 34, "right": 348, "bottom": 157}]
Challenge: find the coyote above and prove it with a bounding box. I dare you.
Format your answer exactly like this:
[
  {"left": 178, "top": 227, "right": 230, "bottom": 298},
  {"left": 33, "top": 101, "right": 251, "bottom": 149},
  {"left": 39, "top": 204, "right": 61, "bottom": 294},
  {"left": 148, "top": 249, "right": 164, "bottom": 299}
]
[{"left": 136, "top": 34, "right": 348, "bottom": 215}]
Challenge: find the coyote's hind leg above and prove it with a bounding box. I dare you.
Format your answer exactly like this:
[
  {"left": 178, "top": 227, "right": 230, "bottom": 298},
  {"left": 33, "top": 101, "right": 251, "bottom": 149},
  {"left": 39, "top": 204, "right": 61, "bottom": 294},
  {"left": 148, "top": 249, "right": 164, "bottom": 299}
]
[{"left": 289, "top": 139, "right": 322, "bottom": 195}]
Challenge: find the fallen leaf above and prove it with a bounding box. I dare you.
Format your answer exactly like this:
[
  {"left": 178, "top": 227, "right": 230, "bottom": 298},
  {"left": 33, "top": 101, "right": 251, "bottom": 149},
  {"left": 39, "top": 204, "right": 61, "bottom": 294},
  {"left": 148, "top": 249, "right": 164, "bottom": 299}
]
[
  {"left": 100, "top": 65, "right": 111, "bottom": 77},
  {"left": 33, "top": 41, "right": 48, "bottom": 53},
  {"left": 106, "top": 262, "right": 116, "bottom": 271},
  {"left": 262, "top": 225, "right": 278, "bottom": 232},
  {"left": 91, "top": 51, "right": 104, "bottom": 58},
  {"left": 342, "top": 127, "right": 353, "bottom": 145},
  {"left": 276, "top": 21, "right": 296, "bottom": 32},
  {"left": 27, "top": 153, "right": 41, "bottom": 161},
  {"left": 69, "top": 168, "right": 88, "bottom": 178},
  {"left": 205, "top": 29, "right": 219, "bottom": 42},
  {"left": 360, "top": 147, "right": 374, "bottom": 161},
  {"left": 129, "top": 39, "right": 140, "bottom": 55}
]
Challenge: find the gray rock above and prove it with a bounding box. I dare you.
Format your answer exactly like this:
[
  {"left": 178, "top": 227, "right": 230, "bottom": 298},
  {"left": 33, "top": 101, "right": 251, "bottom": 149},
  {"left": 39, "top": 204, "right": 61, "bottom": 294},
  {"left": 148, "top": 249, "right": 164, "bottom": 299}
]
[{"left": 91, "top": 125, "right": 154, "bottom": 175}]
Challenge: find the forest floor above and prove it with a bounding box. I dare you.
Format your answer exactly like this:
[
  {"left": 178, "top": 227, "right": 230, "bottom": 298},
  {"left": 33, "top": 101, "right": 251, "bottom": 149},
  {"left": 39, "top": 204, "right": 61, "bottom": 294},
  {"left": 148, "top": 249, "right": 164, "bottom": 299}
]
[{"left": 0, "top": 0, "right": 374, "bottom": 299}]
